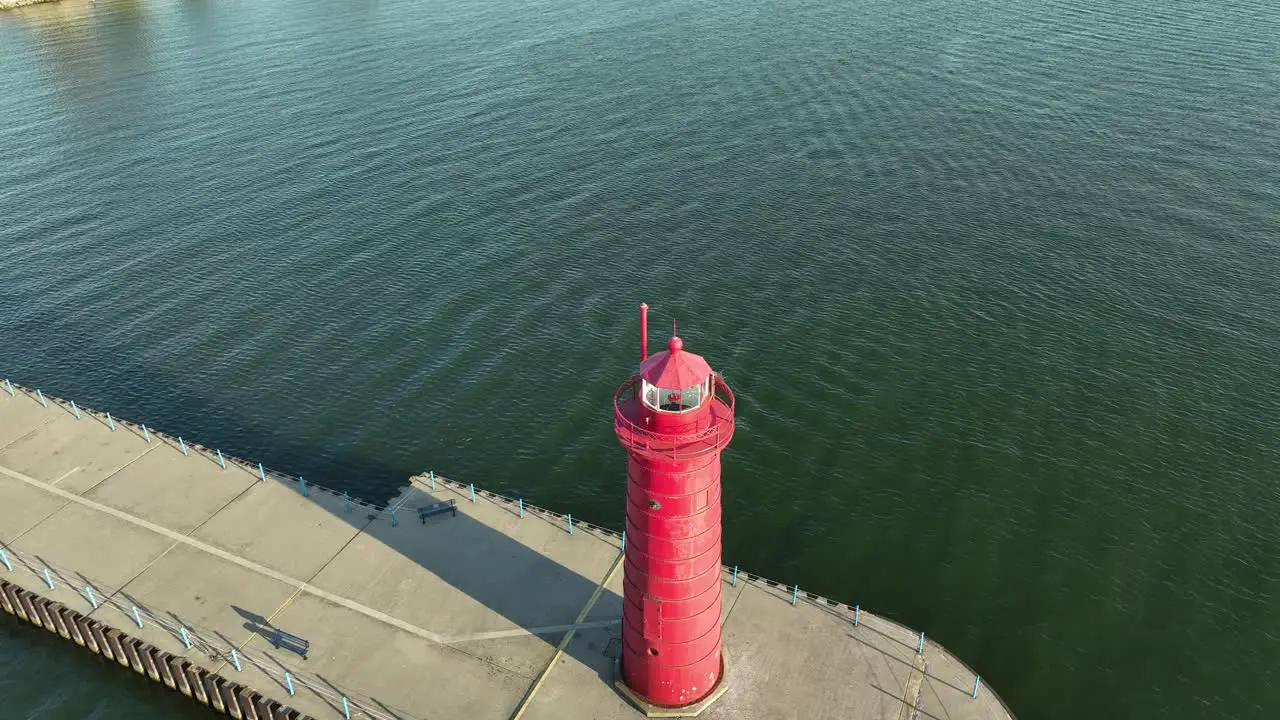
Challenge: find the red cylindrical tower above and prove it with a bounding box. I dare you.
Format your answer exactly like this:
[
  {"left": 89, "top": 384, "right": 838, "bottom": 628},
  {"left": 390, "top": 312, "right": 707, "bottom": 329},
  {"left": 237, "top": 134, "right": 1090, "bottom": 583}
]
[{"left": 614, "top": 306, "right": 735, "bottom": 712}]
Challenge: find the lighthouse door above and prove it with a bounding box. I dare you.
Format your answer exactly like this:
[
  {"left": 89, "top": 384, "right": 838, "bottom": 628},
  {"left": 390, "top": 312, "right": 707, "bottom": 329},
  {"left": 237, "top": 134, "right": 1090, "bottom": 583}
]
[{"left": 643, "top": 595, "right": 662, "bottom": 642}]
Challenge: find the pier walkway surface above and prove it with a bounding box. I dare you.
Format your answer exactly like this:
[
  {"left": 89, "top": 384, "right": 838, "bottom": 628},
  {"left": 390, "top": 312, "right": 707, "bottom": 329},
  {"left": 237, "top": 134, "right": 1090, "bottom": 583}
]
[{"left": 0, "top": 383, "right": 1014, "bottom": 720}]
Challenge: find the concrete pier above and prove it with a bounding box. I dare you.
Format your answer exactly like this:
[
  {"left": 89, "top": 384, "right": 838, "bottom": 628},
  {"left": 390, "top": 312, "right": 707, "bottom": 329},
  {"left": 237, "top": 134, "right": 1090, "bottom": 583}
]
[{"left": 0, "top": 383, "right": 1015, "bottom": 720}]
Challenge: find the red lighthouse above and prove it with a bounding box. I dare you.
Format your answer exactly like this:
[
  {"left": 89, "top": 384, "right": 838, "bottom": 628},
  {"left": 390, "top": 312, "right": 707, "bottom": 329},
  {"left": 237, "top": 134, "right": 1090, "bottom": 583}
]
[{"left": 614, "top": 304, "right": 735, "bottom": 714}]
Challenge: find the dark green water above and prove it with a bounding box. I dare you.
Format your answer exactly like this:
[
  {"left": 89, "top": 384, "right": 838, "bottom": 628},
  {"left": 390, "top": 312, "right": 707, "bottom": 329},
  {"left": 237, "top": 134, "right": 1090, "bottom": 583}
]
[{"left": 1, "top": 0, "right": 1278, "bottom": 717}]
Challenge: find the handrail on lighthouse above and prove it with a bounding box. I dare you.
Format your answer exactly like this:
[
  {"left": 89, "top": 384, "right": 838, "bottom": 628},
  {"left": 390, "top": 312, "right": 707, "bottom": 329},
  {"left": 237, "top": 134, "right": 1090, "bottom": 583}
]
[{"left": 613, "top": 374, "right": 735, "bottom": 461}]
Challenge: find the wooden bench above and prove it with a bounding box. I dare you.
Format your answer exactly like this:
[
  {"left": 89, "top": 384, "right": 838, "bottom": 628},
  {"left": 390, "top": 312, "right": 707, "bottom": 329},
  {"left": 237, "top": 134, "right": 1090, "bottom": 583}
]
[
  {"left": 269, "top": 629, "right": 309, "bottom": 658},
  {"left": 418, "top": 500, "right": 457, "bottom": 523}
]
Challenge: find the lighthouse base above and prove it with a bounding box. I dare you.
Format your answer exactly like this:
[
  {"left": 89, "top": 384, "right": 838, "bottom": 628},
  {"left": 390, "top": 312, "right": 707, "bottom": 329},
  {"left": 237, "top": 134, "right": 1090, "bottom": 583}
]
[{"left": 614, "top": 652, "right": 730, "bottom": 717}]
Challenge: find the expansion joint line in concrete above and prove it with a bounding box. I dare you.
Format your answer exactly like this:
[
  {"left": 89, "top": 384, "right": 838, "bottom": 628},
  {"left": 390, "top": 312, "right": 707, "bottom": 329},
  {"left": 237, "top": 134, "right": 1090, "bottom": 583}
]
[
  {"left": 76, "top": 440, "right": 162, "bottom": 497},
  {"left": 5, "top": 502, "right": 71, "bottom": 547},
  {"left": 0, "top": 461, "right": 451, "bottom": 646},
  {"left": 82, "top": 447, "right": 281, "bottom": 626},
  {"left": 3, "top": 440, "right": 160, "bottom": 545},
  {"left": 508, "top": 550, "right": 625, "bottom": 720},
  {"left": 720, "top": 577, "right": 747, "bottom": 627},
  {"left": 0, "top": 411, "right": 58, "bottom": 453},
  {"left": 83, "top": 540, "right": 183, "bottom": 625},
  {"left": 897, "top": 651, "right": 928, "bottom": 720},
  {"left": 0, "top": 459, "right": 594, "bottom": 683},
  {"left": 213, "top": 513, "right": 378, "bottom": 676}
]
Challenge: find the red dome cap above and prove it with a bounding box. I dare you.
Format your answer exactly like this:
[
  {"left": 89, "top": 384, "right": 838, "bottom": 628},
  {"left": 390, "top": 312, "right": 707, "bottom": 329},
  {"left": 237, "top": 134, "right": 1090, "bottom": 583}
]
[{"left": 639, "top": 336, "right": 712, "bottom": 389}]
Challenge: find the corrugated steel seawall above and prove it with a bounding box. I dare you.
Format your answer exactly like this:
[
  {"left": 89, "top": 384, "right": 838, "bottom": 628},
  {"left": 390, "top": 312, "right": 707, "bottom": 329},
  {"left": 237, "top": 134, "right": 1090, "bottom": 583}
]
[{"left": 0, "top": 578, "right": 314, "bottom": 720}]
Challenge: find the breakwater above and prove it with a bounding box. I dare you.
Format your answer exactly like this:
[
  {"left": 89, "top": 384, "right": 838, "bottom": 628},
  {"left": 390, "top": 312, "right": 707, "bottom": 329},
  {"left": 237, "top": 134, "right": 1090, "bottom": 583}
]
[{"left": 0, "top": 380, "right": 1014, "bottom": 719}]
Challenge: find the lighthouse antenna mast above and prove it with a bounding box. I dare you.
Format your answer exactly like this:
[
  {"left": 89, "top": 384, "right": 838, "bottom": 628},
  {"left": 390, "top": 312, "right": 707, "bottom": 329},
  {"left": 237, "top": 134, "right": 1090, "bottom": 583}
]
[{"left": 639, "top": 303, "right": 649, "bottom": 361}]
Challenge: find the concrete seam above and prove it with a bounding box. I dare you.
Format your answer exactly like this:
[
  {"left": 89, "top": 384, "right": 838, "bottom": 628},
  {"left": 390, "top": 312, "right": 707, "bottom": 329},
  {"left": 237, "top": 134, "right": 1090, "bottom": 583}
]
[
  {"left": 3, "top": 499, "right": 75, "bottom": 546},
  {"left": 231, "top": 502, "right": 525, "bottom": 682},
  {"left": 208, "top": 582, "right": 309, "bottom": 678},
  {"left": 84, "top": 540, "right": 182, "bottom": 622},
  {"left": 0, "top": 462, "right": 456, "bottom": 645},
  {"left": 509, "top": 550, "right": 625, "bottom": 720},
  {"left": 720, "top": 581, "right": 748, "bottom": 626},
  {"left": 76, "top": 440, "right": 161, "bottom": 497},
  {"left": 211, "top": 511, "right": 379, "bottom": 674},
  {"left": 67, "top": 465, "right": 247, "bottom": 624},
  {"left": 182, "top": 471, "right": 264, "bottom": 538},
  {"left": 897, "top": 651, "right": 928, "bottom": 720},
  {"left": 0, "top": 411, "right": 58, "bottom": 452}
]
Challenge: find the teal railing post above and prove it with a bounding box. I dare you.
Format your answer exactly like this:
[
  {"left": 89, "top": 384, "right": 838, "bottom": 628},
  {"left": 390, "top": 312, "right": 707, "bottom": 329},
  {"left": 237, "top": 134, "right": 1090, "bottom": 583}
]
[
  {"left": 36, "top": 389, "right": 47, "bottom": 408},
  {"left": 85, "top": 585, "right": 97, "bottom": 609},
  {"left": 0, "top": 548, "right": 10, "bottom": 572},
  {"left": 180, "top": 626, "right": 192, "bottom": 649},
  {"left": 853, "top": 604, "right": 860, "bottom": 626},
  {"left": 342, "top": 696, "right": 351, "bottom": 719},
  {"left": 568, "top": 514, "right": 573, "bottom": 534},
  {"left": 179, "top": 437, "right": 187, "bottom": 455},
  {"left": 518, "top": 497, "right": 524, "bottom": 518},
  {"left": 258, "top": 463, "right": 266, "bottom": 481},
  {"left": 3, "top": 378, "right": 12, "bottom": 396},
  {"left": 132, "top": 606, "right": 143, "bottom": 628},
  {"left": 107, "top": 412, "right": 115, "bottom": 431},
  {"left": 429, "top": 470, "right": 436, "bottom": 490},
  {"left": 917, "top": 631, "right": 925, "bottom": 655},
  {"left": 971, "top": 675, "right": 981, "bottom": 699},
  {"left": 300, "top": 476, "right": 308, "bottom": 497},
  {"left": 142, "top": 424, "right": 151, "bottom": 443},
  {"left": 70, "top": 400, "right": 80, "bottom": 419},
  {"left": 732, "top": 565, "right": 738, "bottom": 587},
  {"left": 469, "top": 483, "right": 475, "bottom": 503},
  {"left": 791, "top": 584, "right": 798, "bottom": 606},
  {"left": 390, "top": 508, "right": 398, "bottom": 527},
  {"left": 216, "top": 449, "right": 225, "bottom": 469},
  {"left": 43, "top": 568, "right": 54, "bottom": 590},
  {"left": 231, "top": 648, "right": 241, "bottom": 671},
  {"left": 285, "top": 671, "right": 295, "bottom": 696},
  {"left": 344, "top": 490, "right": 351, "bottom": 514},
  {"left": 621, "top": 530, "right": 626, "bottom": 550}
]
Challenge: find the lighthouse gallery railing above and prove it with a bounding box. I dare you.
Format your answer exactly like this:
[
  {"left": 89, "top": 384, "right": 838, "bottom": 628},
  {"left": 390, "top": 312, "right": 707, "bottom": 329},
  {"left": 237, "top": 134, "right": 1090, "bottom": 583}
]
[{"left": 613, "top": 374, "right": 735, "bottom": 461}]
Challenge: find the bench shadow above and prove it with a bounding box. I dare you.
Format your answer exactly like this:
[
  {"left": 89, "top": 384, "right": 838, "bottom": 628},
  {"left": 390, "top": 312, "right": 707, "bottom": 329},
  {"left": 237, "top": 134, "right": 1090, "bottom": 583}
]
[{"left": 232, "top": 606, "right": 270, "bottom": 629}]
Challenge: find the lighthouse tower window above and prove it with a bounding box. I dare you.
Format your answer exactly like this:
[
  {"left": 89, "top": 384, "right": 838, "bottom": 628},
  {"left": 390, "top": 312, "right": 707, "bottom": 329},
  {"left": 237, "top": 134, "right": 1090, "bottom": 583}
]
[
  {"left": 677, "top": 383, "right": 703, "bottom": 411},
  {"left": 642, "top": 379, "right": 704, "bottom": 413},
  {"left": 643, "top": 381, "right": 660, "bottom": 410}
]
